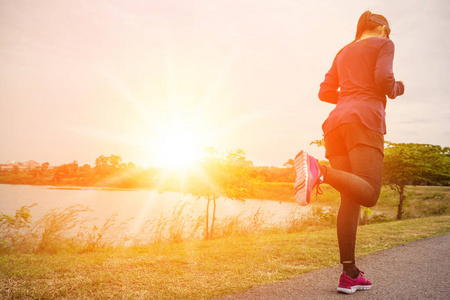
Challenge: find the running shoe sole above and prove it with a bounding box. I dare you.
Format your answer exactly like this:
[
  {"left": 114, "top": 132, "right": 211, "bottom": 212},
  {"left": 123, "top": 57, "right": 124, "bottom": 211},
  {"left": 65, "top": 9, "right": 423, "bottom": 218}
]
[
  {"left": 337, "top": 285, "right": 372, "bottom": 294},
  {"left": 293, "top": 151, "right": 308, "bottom": 206}
]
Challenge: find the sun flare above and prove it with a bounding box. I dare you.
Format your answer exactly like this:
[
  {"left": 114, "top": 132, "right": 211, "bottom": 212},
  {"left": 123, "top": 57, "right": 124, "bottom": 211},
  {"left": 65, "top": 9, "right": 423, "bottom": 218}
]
[{"left": 148, "top": 123, "right": 206, "bottom": 169}]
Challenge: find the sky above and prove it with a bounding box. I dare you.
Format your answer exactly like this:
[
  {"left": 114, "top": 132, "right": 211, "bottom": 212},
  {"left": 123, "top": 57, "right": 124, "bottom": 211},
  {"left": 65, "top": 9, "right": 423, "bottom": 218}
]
[{"left": 1, "top": 0, "right": 449, "bottom": 168}]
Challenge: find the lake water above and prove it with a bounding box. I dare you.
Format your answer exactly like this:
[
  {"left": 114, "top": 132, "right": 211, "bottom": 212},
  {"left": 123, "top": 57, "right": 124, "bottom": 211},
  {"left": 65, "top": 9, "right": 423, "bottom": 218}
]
[{"left": 0, "top": 184, "right": 306, "bottom": 235}]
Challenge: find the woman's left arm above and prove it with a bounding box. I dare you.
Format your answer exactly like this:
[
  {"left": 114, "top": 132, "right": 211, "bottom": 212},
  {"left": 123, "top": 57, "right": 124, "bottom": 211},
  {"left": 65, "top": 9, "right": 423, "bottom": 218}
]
[{"left": 375, "top": 40, "right": 405, "bottom": 99}]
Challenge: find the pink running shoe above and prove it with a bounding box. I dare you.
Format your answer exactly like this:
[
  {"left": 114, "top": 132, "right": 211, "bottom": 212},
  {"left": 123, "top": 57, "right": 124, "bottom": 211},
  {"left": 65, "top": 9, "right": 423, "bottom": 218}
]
[
  {"left": 293, "top": 150, "right": 321, "bottom": 206},
  {"left": 337, "top": 270, "right": 372, "bottom": 294}
]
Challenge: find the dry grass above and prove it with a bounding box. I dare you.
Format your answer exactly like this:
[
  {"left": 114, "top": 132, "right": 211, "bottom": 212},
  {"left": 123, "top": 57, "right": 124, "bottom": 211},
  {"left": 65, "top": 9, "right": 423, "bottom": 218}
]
[
  {"left": 0, "top": 216, "right": 449, "bottom": 299},
  {"left": 1, "top": 185, "right": 449, "bottom": 254}
]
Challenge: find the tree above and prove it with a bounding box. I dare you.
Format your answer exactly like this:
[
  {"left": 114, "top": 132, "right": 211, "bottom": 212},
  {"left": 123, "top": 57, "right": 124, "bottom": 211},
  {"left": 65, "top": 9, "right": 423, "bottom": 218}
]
[
  {"left": 94, "top": 155, "right": 123, "bottom": 178},
  {"left": 79, "top": 164, "right": 92, "bottom": 180},
  {"left": 52, "top": 161, "right": 79, "bottom": 183},
  {"left": 283, "top": 159, "right": 294, "bottom": 168},
  {"left": 127, "top": 162, "right": 137, "bottom": 170},
  {"left": 12, "top": 165, "right": 19, "bottom": 174},
  {"left": 310, "top": 136, "right": 325, "bottom": 147},
  {"left": 187, "top": 148, "right": 259, "bottom": 239},
  {"left": 41, "top": 162, "right": 49, "bottom": 174},
  {"left": 383, "top": 143, "right": 450, "bottom": 219},
  {"left": 109, "top": 155, "right": 123, "bottom": 177}
]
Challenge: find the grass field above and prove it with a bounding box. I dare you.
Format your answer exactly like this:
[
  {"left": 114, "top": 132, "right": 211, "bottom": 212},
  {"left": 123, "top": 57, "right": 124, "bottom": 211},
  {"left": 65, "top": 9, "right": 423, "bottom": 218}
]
[
  {"left": 1, "top": 184, "right": 449, "bottom": 298},
  {"left": 1, "top": 215, "right": 449, "bottom": 299}
]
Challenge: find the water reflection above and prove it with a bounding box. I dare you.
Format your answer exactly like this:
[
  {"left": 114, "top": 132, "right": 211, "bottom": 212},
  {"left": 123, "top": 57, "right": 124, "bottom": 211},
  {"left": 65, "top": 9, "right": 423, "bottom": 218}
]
[{"left": 0, "top": 184, "right": 308, "bottom": 234}]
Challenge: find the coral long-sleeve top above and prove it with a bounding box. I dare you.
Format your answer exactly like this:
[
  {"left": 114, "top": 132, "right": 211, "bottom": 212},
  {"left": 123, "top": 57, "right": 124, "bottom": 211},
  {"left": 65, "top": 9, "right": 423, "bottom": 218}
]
[{"left": 319, "top": 37, "right": 404, "bottom": 135}]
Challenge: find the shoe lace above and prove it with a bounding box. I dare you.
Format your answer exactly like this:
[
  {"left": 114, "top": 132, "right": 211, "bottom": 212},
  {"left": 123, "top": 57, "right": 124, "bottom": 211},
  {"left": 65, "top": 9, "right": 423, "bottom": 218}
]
[{"left": 314, "top": 179, "right": 323, "bottom": 201}]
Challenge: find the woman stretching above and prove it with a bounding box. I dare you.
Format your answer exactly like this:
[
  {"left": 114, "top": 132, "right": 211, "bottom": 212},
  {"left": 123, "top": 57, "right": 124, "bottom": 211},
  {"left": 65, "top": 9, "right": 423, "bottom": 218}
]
[{"left": 294, "top": 11, "right": 404, "bottom": 294}]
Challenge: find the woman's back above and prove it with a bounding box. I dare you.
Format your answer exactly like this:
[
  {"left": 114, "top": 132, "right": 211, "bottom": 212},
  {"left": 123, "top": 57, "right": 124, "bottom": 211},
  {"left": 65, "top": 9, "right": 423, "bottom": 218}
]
[
  {"left": 337, "top": 37, "right": 392, "bottom": 105},
  {"left": 319, "top": 37, "right": 404, "bottom": 135}
]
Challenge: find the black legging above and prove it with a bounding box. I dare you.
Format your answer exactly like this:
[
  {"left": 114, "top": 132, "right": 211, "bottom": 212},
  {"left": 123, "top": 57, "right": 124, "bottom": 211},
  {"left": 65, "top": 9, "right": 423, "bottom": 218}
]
[{"left": 323, "top": 145, "right": 383, "bottom": 263}]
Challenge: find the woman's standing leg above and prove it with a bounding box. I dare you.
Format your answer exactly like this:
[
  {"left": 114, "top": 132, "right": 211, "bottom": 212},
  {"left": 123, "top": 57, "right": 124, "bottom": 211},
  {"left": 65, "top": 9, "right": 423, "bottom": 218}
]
[
  {"left": 326, "top": 145, "right": 384, "bottom": 277},
  {"left": 328, "top": 154, "right": 361, "bottom": 278}
]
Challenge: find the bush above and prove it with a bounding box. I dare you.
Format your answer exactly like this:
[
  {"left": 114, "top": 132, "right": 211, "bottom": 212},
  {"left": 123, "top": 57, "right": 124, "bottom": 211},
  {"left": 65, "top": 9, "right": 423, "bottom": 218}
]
[
  {"left": 286, "top": 206, "right": 337, "bottom": 233},
  {"left": 34, "top": 205, "right": 93, "bottom": 253},
  {"left": 0, "top": 204, "right": 36, "bottom": 252},
  {"left": 368, "top": 213, "right": 392, "bottom": 224}
]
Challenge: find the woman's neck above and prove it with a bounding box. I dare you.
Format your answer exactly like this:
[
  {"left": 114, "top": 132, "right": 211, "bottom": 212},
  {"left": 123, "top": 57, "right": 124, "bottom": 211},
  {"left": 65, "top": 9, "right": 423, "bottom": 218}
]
[
  {"left": 359, "top": 32, "right": 380, "bottom": 40},
  {"left": 359, "top": 26, "right": 387, "bottom": 40}
]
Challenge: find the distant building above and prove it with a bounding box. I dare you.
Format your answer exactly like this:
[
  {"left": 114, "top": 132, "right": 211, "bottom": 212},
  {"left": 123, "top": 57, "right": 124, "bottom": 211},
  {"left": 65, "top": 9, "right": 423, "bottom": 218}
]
[
  {"left": 0, "top": 163, "right": 15, "bottom": 171},
  {"left": 0, "top": 160, "right": 41, "bottom": 171},
  {"left": 24, "top": 160, "right": 40, "bottom": 169}
]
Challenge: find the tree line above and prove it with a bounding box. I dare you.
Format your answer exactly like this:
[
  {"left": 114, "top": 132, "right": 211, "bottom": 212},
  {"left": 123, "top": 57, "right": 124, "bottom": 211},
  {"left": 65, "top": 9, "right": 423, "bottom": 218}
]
[
  {"left": 0, "top": 154, "right": 158, "bottom": 188},
  {"left": 1, "top": 142, "right": 448, "bottom": 224},
  {"left": 1, "top": 143, "right": 448, "bottom": 189}
]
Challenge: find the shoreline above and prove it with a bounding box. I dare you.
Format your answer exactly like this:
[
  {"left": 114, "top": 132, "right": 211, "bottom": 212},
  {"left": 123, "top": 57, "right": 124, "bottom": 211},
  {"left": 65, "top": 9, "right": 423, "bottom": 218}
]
[{"left": 0, "top": 182, "right": 298, "bottom": 203}]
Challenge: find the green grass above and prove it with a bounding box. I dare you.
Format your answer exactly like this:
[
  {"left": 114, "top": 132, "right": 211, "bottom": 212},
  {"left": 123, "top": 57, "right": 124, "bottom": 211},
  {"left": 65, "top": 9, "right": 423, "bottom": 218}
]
[
  {"left": 256, "top": 184, "right": 450, "bottom": 219},
  {"left": 1, "top": 215, "right": 449, "bottom": 299},
  {"left": 375, "top": 186, "right": 450, "bottom": 218}
]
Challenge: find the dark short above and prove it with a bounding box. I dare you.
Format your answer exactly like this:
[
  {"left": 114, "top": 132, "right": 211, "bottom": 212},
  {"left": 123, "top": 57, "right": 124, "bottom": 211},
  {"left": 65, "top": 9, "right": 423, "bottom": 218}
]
[{"left": 324, "top": 123, "right": 384, "bottom": 159}]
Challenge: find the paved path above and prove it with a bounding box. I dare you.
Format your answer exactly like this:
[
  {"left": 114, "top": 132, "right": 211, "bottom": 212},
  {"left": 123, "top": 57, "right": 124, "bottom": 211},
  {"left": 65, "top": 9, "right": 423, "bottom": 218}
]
[{"left": 217, "top": 234, "right": 450, "bottom": 300}]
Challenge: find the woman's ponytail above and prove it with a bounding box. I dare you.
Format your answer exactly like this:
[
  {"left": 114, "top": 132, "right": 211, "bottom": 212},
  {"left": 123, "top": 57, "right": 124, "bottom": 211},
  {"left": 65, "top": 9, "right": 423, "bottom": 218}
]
[
  {"left": 354, "top": 11, "right": 372, "bottom": 41},
  {"left": 354, "top": 11, "right": 391, "bottom": 42}
]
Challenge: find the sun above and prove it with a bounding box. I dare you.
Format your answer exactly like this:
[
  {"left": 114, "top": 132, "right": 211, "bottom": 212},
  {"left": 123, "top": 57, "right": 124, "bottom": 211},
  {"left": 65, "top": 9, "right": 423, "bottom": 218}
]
[
  {"left": 153, "top": 127, "right": 203, "bottom": 169},
  {"left": 134, "top": 114, "right": 213, "bottom": 169}
]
